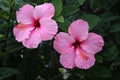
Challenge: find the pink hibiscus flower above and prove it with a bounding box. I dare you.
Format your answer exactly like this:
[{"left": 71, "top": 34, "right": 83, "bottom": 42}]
[
  {"left": 13, "top": 3, "right": 58, "bottom": 48},
  {"left": 53, "top": 19, "right": 104, "bottom": 69}
]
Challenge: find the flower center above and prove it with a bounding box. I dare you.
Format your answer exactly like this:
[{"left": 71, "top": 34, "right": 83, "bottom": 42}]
[
  {"left": 72, "top": 40, "right": 81, "bottom": 49},
  {"left": 34, "top": 20, "right": 40, "bottom": 28}
]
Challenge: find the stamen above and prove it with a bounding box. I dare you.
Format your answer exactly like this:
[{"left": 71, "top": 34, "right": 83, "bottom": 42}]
[
  {"left": 72, "top": 40, "right": 80, "bottom": 49},
  {"left": 34, "top": 20, "right": 40, "bottom": 28}
]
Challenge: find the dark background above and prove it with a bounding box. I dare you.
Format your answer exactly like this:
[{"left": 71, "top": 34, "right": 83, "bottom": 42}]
[{"left": 0, "top": 0, "right": 120, "bottom": 80}]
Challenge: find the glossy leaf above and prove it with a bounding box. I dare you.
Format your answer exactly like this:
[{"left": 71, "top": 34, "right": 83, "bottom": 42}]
[
  {"left": 109, "top": 23, "right": 120, "bottom": 33},
  {"left": 0, "top": 34, "right": 5, "bottom": 39},
  {"left": 78, "top": 0, "right": 86, "bottom": 5},
  {"left": 87, "top": 64, "right": 112, "bottom": 78},
  {"left": 62, "top": 5, "right": 79, "bottom": 17},
  {"left": 81, "top": 14, "right": 99, "bottom": 30},
  {"left": 52, "top": 0, "right": 62, "bottom": 17},
  {"left": 96, "top": 55, "right": 103, "bottom": 63},
  {"left": 101, "top": 43, "right": 119, "bottom": 61},
  {"left": 55, "top": 15, "right": 64, "bottom": 23},
  {"left": 0, "top": 67, "right": 20, "bottom": 80}
]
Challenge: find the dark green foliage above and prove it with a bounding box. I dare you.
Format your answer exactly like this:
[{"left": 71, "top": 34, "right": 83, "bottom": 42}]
[
  {"left": 0, "top": 67, "right": 20, "bottom": 80},
  {"left": 0, "top": 0, "right": 120, "bottom": 80}
]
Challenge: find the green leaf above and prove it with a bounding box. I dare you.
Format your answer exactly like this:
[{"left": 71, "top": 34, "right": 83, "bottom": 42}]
[
  {"left": 0, "top": 67, "right": 20, "bottom": 80},
  {"left": 5, "top": 38, "right": 23, "bottom": 52},
  {"left": 62, "top": 5, "right": 79, "bottom": 17},
  {"left": 51, "top": 0, "right": 62, "bottom": 17},
  {"left": 100, "top": 11, "right": 120, "bottom": 23},
  {"left": 55, "top": 15, "right": 64, "bottom": 23},
  {"left": 0, "top": 0, "right": 10, "bottom": 12},
  {"left": 87, "top": 64, "right": 112, "bottom": 78},
  {"left": 96, "top": 55, "right": 103, "bottom": 63},
  {"left": 59, "top": 19, "right": 71, "bottom": 32},
  {"left": 44, "top": 0, "right": 49, "bottom": 2},
  {"left": 101, "top": 43, "right": 119, "bottom": 61},
  {"left": 81, "top": 14, "right": 99, "bottom": 30},
  {"left": 15, "top": 0, "right": 25, "bottom": 9},
  {"left": 109, "top": 23, "right": 120, "bottom": 33},
  {"left": 78, "top": 0, "right": 86, "bottom": 5},
  {"left": 104, "top": 16, "right": 120, "bottom": 23},
  {"left": 0, "top": 34, "right": 5, "bottom": 39},
  {"left": 91, "top": 0, "right": 117, "bottom": 10},
  {"left": 115, "top": 32, "right": 120, "bottom": 45}
]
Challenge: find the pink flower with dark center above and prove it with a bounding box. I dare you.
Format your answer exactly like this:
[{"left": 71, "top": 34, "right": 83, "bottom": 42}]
[
  {"left": 13, "top": 3, "right": 58, "bottom": 48},
  {"left": 53, "top": 19, "right": 104, "bottom": 69}
]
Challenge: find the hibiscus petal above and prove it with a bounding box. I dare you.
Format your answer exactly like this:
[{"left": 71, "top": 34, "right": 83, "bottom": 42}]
[
  {"left": 60, "top": 47, "right": 76, "bottom": 69},
  {"left": 39, "top": 18, "right": 58, "bottom": 40},
  {"left": 75, "top": 48, "right": 95, "bottom": 69},
  {"left": 81, "top": 33, "right": 104, "bottom": 54},
  {"left": 22, "top": 28, "right": 41, "bottom": 48},
  {"left": 33, "top": 3, "right": 54, "bottom": 19},
  {"left": 16, "top": 4, "right": 34, "bottom": 24},
  {"left": 13, "top": 24, "right": 34, "bottom": 42},
  {"left": 53, "top": 32, "right": 75, "bottom": 54},
  {"left": 68, "top": 19, "right": 89, "bottom": 41}
]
